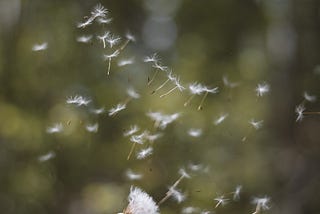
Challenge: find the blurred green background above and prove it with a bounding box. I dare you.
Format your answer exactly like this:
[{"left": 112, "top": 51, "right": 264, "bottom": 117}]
[{"left": 0, "top": 0, "right": 320, "bottom": 213}]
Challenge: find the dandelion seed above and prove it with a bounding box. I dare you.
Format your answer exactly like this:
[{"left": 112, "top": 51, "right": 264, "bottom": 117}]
[
  {"left": 188, "top": 128, "right": 202, "bottom": 137},
  {"left": 85, "top": 123, "right": 98, "bottom": 133},
  {"left": 136, "top": 147, "right": 153, "bottom": 159},
  {"left": 255, "top": 82, "right": 270, "bottom": 97},
  {"left": 303, "top": 91, "right": 316, "bottom": 102},
  {"left": 127, "top": 131, "right": 147, "bottom": 160},
  {"left": 295, "top": 104, "right": 305, "bottom": 122},
  {"left": 159, "top": 77, "right": 185, "bottom": 98},
  {"left": 188, "top": 163, "right": 204, "bottom": 172},
  {"left": 120, "top": 186, "right": 159, "bottom": 214},
  {"left": 223, "top": 75, "right": 239, "bottom": 88},
  {"left": 242, "top": 119, "right": 263, "bottom": 142},
  {"left": 158, "top": 169, "right": 190, "bottom": 205},
  {"left": 76, "top": 35, "right": 93, "bottom": 43},
  {"left": 185, "top": 82, "right": 218, "bottom": 110},
  {"left": 91, "top": 3, "right": 108, "bottom": 19},
  {"left": 38, "top": 151, "right": 56, "bottom": 162},
  {"left": 77, "top": 18, "right": 94, "bottom": 28},
  {"left": 130, "top": 132, "right": 147, "bottom": 145},
  {"left": 96, "top": 17, "right": 112, "bottom": 25},
  {"left": 249, "top": 119, "right": 263, "bottom": 130},
  {"left": 97, "top": 31, "right": 110, "bottom": 48},
  {"left": 106, "top": 33, "right": 121, "bottom": 48},
  {"left": 147, "top": 111, "right": 180, "bottom": 129},
  {"left": 125, "top": 32, "right": 136, "bottom": 42},
  {"left": 127, "top": 88, "right": 140, "bottom": 99},
  {"left": 145, "top": 132, "right": 162, "bottom": 142},
  {"left": 232, "top": 185, "right": 242, "bottom": 201},
  {"left": 200, "top": 210, "right": 212, "bottom": 214},
  {"left": 151, "top": 70, "right": 175, "bottom": 94},
  {"left": 124, "top": 125, "right": 140, "bottom": 137},
  {"left": 251, "top": 196, "right": 271, "bottom": 214},
  {"left": 147, "top": 62, "right": 168, "bottom": 86},
  {"left": 46, "top": 123, "right": 63, "bottom": 134},
  {"left": 182, "top": 206, "right": 200, "bottom": 214},
  {"left": 32, "top": 42, "right": 48, "bottom": 51},
  {"left": 90, "top": 107, "right": 105, "bottom": 114},
  {"left": 118, "top": 58, "right": 135, "bottom": 67},
  {"left": 66, "top": 95, "right": 91, "bottom": 106},
  {"left": 214, "top": 195, "right": 229, "bottom": 208},
  {"left": 143, "top": 53, "right": 159, "bottom": 63},
  {"left": 104, "top": 50, "right": 120, "bottom": 75},
  {"left": 214, "top": 113, "right": 228, "bottom": 125},
  {"left": 179, "top": 168, "right": 191, "bottom": 179},
  {"left": 108, "top": 103, "right": 126, "bottom": 116},
  {"left": 125, "top": 169, "right": 143, "bottom": 180},
  {"left": 169, "top": 186, "right": 186, "bottom": 203}
]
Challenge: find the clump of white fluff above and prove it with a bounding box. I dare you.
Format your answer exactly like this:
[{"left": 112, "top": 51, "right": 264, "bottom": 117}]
[{"left": 118, "top": 186, "right": 160, "bottom": 214}]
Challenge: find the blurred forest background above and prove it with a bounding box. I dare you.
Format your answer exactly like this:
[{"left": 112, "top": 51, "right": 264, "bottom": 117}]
[{"left": 0, "top": 0, "right": 320, "bottom": 213}]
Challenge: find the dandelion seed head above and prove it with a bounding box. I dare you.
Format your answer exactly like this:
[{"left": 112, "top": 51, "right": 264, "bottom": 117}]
[
  {"left": 32, "top": 42, "right": 48, "bottom": 51},
  {"left": 123, "top": 186, "right": 159, "bottom": 214},
  {"left": 124, "top": 125, "right": 140, "bottom": 137},
  {"left": 136, "top": 147, "right": 153, "bottom": 159},
  {"left": 169, "top": 186, "right": 186, "bottom": 203},
  {"left": 147, "top": 111, "right": 180, "bottom": 129},
  {"left": 189, "top": 82, "right": 218, "bottom": 95},
  {"left": 96, "top": 17, "right": 112, "bottom": 24},
  {"left": 214, "top": 195, "right": 229, "bottom": 208},
  {"left": 214, "top": 113, "right": 228, "bottom": 125},
  {"left": 188, "top": 128, "right": 202, "bottom": 137},
  {"left": 223, "top": 75, "right": 239, "bottom": 88},
  {"left": 303, "top": 91, "right": 316, "bottom": 102},
  {"left": 295, "top": 104, "right": 305, "bottom": 122},
  {"left": 118, "top": 58, "right": 135, "bottom": 67},
  {"left": 182, "top": 206, "right": 200, "bottom": 214},
  {"left": 46, "top": 123, "right": 63, "bottom": 134},
  {"left": 126, "top": 32, "right": 136, "bottom": 42},
  {"left": 38, "top": 151, "right": 56, "bottom": 162},
  {"left": 76, "top": 35, "right": 93, "bottom": 43},
  {"left": 91, "top": 3, "right": 108, "bottom": 19},
  {"left": 106, "top": 34, "right": 121, "bottom": 48},
  {"left": 90, "top": 107, "right": 105, "bottom": 115},
  {"left": 130, "top": 131, "right": 148, "bottom": 144},
  {"left": 85, "top": 123, "right": 99, "bottom": 133},
  {"left": 66, "top": 95, "right": 91, "bottom": 106},
  {"left": 143, "top": 53, "right": 159, "bottom": 63},
  {"left": 249, "top": 119, "right": 263, "bottom": 130},
  {"left": 233, "top": 185, "right": 242, "bottom": 201},
  {"left": 179, "top": 168, "right": 191, "bottom": 179},
  {"left": 108, "top": 103, "right": 126, "bottom": 116},
  {"left": 252, "top": 196, "right": 271, "bottom": 211},
  {"left": 127, "top": 88, "right": 140, "bottom": 99},
  {"left": 152, "top": 63, "right": 168, "bottom": 72},
  {"left": 255, "top": 82, "right": 270, "bottom": 97},
  {"left": 125, "top": 169, "right": 143, "bottom": 180}
]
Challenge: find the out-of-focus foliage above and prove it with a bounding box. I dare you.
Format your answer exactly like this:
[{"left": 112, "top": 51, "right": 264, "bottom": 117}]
[{"left": 0, "top": 0, "right": 319, "bottom": 214}]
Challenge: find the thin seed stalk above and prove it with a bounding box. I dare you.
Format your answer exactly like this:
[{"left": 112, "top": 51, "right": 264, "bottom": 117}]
[
  {"left": 119, "top": 39, "right": 130, "bottom": 52},
  {"left": 148, "top": 70, "right": 159, "bottom": 86},
  {"left": 157, "top": 174, "right": 185, "bottom": 205},
  {"left": 151, "top": 78, "right": 170, "bottom": 94},
  {"left": 197, "top": 91, "right": 208, "bottom": 110},
  {"left": 303, "top": 111, "right": 320, "bottom": 115},
  {"left": 127, "top": 142, "right": 137, "bottom": 160},
  {"left": 107, "top": 57, "right": 111, "bottom": 75},
  {"left": 184, "top": 94, "right": 195, "bottom": 107},
  {"left": 160, "top": 86, "right": 178, "bottom": 98}
]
